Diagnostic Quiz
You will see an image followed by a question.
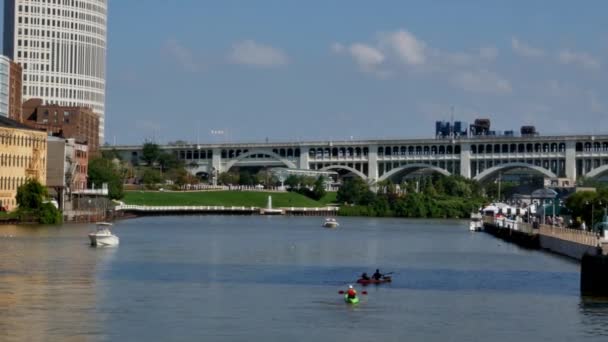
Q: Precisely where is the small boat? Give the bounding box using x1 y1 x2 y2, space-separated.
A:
469 212 483 231
356 276 392 285
323 218 339 228
344 294 359 304
89 222 119 247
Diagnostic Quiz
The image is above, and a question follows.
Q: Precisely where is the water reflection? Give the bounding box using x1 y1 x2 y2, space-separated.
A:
580 297 608 337
0 224 116 341
2 217 608 341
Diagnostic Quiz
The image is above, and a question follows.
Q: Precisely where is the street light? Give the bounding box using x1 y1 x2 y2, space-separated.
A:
586 200 595 231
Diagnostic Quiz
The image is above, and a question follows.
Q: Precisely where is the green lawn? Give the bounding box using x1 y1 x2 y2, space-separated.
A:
122 191 331 207
318 192 338 206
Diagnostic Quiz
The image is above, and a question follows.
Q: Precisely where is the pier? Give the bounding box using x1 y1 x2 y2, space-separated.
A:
483 217 608 295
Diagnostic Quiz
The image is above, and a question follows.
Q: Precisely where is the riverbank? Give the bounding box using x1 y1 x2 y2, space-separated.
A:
122 190 337 208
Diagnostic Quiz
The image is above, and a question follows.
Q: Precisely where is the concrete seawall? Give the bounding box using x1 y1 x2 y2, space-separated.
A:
483 218 608 296
483 218 600 261
539 235 600 260
114 205 339 217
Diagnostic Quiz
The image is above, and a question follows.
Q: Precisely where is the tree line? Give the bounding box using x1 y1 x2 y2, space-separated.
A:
336 175 485 218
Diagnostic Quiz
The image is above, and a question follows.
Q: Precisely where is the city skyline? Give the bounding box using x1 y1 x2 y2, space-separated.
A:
3 0 606 145
2 0 108 142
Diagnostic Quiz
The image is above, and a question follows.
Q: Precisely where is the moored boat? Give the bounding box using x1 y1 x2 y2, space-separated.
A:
469 212 483 231
89 222 119 247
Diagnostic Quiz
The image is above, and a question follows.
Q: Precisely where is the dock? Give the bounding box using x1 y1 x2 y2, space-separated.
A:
482 217 608 296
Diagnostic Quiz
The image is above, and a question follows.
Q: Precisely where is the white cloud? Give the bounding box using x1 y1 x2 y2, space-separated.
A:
348 43 385 70
331 42 388 76
229 40 289 68
479 46 498 61
451 70 512 95
558 49 600 69
162 39 204 72
511 37 545 58
379 30 426 66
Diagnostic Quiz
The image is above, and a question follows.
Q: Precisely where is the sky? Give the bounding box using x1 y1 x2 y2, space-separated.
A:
2 0 608 145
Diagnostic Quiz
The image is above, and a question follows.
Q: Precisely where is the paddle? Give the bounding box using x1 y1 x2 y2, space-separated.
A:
338 290 367 295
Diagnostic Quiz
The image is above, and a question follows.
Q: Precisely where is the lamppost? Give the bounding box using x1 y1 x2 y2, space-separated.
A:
586 200 595 231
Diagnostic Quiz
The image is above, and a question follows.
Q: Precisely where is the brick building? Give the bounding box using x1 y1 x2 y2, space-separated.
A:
8 61 22 122
22 99 100 152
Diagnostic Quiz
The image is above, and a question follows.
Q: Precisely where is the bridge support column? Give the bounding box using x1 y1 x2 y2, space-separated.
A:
367 145 379 183
211 148 222 185
299 147 310 169
459 143 471 179
565 141 577 183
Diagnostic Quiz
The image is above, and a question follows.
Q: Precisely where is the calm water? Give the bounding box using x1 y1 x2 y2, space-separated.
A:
1 216 608 341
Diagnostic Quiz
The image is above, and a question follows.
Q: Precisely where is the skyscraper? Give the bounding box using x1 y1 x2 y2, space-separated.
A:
3 0 108 142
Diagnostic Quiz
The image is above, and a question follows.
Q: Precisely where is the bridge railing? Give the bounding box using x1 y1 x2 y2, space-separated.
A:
115 204 340 212
539 225 600 247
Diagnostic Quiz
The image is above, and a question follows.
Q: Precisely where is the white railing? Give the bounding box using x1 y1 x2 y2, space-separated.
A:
72 188 109 195
539 225 600 247
115 204 339 212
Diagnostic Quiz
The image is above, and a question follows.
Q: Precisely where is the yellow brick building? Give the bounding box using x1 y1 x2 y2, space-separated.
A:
0 116 47 211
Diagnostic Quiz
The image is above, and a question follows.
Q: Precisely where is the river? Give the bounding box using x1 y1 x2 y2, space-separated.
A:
1 216 607 341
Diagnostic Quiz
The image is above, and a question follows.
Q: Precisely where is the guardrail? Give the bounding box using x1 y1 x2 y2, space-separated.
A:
539 225 600 247
115 204 340 213
484 216 601 247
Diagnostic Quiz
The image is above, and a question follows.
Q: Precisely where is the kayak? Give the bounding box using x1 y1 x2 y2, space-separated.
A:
344 294 359 304
356 276 392 285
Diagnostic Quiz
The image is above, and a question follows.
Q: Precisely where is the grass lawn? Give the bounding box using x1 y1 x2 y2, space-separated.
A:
122 191 330 207
318 192 338 206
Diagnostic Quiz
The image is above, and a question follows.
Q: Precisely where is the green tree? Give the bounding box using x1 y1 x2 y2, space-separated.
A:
218 172 239 185
15 179 62 224
142 169 162 188
311 176 327 201
285 175 301 189
157 152 182 172
337 178 375 205
16 178 48 209
239 170 255 185
88 158 125 199
141 142 161 165
255 169 277 187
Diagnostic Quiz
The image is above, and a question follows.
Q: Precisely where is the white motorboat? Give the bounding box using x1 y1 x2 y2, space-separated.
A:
323 218 339 228
469 212 483 231
89 222 119 247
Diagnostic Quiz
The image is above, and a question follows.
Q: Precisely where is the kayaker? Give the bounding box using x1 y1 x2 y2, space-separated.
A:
360 272 370 280
372 269 383 280
347 285 357 299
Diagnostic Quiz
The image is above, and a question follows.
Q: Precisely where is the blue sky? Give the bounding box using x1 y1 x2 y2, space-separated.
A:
3 0 608 144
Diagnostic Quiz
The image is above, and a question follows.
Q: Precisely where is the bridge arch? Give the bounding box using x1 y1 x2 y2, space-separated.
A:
224 150 297 171
378 163 451 182
586 165 608 179
320 165 368 181
473 162 557 182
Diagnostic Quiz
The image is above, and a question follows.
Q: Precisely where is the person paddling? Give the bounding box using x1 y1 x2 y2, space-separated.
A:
372 269 383 280
346 285 357 299
360 272 370 280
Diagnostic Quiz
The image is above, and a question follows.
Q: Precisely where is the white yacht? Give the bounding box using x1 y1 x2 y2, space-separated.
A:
89 222 119 247
323 218 339 228
469 212 483 231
